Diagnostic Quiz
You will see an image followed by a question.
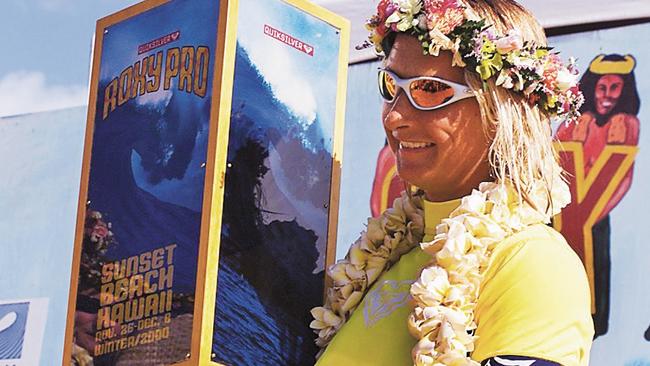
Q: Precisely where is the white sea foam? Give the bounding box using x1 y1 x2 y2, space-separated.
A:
236 0 318 126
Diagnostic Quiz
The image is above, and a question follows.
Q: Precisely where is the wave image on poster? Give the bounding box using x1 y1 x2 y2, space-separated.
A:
71 0 219 364
211 0 342 364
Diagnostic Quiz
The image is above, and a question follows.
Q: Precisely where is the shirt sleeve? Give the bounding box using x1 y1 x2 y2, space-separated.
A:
471 225 594 366
481 355 561 366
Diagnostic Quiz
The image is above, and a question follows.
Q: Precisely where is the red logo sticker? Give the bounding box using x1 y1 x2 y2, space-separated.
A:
263 24 314 56
138 31 181 54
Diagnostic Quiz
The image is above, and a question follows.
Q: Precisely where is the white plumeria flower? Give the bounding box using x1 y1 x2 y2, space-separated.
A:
411 266 450 306
310 307 342 330
556 68 578 91
496 70 515 89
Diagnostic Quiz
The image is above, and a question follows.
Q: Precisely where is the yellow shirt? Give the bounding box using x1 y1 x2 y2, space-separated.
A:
472 224 594 365
317 199 593 366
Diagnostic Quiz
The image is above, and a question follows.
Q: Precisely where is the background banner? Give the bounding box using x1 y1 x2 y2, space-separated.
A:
0 298 49 366
0 107 86 366
552 26 648 366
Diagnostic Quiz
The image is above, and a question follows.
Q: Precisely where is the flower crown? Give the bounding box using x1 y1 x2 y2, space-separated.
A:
366 0 584 123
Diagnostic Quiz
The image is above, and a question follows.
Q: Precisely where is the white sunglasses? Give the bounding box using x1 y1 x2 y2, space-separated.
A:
378 68 475 110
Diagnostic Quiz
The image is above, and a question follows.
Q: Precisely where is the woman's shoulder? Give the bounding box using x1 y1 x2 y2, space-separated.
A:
482 224 589 295
479 224 592 325
474 225 594 365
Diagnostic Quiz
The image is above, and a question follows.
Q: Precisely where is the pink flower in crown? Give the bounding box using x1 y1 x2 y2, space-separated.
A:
376 0 398 22
424 0 462 15
567 85 584 110
368 0 398 37
562 100 571 114
542 54 562 90
425 0 466 34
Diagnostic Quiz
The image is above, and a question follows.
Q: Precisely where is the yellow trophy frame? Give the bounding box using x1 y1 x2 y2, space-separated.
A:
63 0 349 364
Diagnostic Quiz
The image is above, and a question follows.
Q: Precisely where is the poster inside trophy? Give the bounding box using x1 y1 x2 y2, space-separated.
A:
69 0 220 363
210 0 346 364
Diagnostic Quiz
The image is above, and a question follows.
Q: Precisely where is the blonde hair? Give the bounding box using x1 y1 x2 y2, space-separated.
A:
461 0 563 213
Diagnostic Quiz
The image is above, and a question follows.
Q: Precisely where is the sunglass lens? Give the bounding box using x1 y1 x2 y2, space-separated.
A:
410 79 455 109
378 71 397 101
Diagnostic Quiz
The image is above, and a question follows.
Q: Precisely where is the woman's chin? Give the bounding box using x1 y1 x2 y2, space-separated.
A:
396 144 438 175
395 167 434 192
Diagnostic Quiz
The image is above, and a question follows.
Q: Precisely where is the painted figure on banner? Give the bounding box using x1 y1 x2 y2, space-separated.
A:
555 53 640 338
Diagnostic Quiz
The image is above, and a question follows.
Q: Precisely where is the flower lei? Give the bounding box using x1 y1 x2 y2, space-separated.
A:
365 0 584 123
310 178 570 365
311 190 426 348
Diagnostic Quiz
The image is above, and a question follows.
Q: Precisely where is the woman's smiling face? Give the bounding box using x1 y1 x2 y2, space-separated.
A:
381 34 492 201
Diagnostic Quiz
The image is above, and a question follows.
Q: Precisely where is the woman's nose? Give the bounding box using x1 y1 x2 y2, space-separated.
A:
383 91 416 132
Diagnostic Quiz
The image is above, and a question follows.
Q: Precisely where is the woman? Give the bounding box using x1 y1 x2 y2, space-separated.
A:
311 0 594 365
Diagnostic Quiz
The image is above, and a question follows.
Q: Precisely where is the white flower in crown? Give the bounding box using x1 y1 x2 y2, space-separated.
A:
496 69 515 89
427 28 455 57
556 67 579 92
385 0 423 32
495 30 523 54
